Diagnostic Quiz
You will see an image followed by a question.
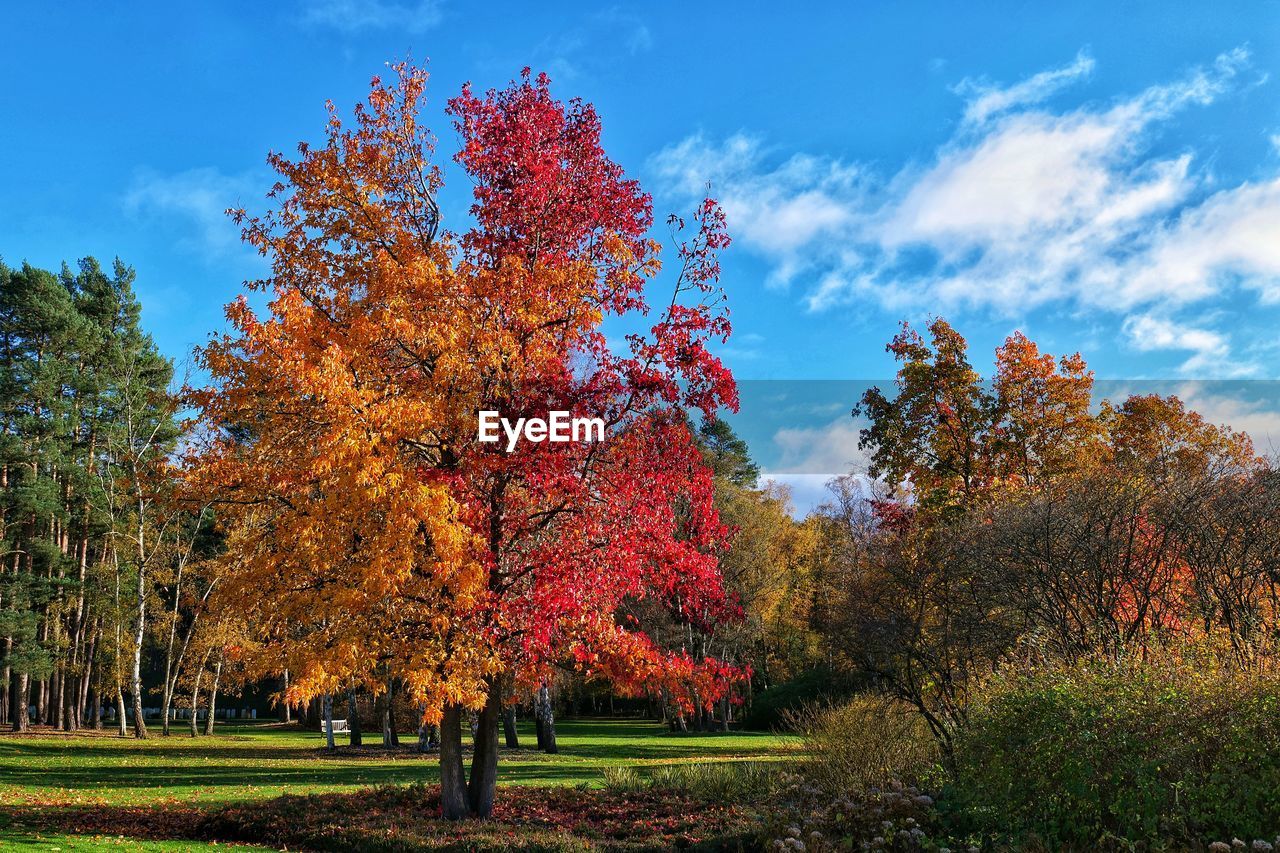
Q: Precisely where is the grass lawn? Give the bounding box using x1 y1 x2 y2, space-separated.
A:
0 718 798 850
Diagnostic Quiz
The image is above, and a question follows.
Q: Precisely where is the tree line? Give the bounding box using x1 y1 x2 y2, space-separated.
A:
0 257 234 736
806 318 1280 753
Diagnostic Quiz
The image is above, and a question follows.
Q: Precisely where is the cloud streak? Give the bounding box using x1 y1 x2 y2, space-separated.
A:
124 167 257 256
955 49 1095 125
300 0 442 34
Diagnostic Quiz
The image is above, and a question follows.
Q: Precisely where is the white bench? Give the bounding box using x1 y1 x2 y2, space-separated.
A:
327 718 349 734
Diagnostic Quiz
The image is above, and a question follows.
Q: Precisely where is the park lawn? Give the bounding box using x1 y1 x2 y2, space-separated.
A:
0 718 798 850
0 833 271 851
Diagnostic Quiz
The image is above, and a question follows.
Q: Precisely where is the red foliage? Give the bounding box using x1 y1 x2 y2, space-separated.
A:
443 69 743 707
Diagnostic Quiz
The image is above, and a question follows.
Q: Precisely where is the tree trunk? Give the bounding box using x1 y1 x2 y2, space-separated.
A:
416 703 437 752
502 703 519 749
76 630 96 732
204 655 222 736
159 537 189 738
468 682 501 818
130 566 147 739
13 673 29 732
1 661 9 727
189 659 205 737
439 704 468 819
388 682 400 747
282 670 291 724
160 680 173 737
322 693 335 750
89 678 101 729
115 688 127 737
347 689 362 746
378 691 391 746
53 668 64 729
536 683 557 754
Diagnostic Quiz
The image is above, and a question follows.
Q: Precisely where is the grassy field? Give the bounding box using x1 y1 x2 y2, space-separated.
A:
0 718 798 850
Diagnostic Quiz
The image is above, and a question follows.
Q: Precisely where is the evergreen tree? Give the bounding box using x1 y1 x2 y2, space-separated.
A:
0 257 182 735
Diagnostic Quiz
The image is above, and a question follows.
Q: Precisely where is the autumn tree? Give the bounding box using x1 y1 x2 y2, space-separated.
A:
189 64 741 818
695 418 810 700
990 331 1100 487
855 318 996 515
833 318 1280 749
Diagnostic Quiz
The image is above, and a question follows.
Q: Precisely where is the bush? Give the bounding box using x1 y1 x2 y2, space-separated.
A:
761 774 949 852
947 654 1280 849
746 697 959 852
783 695 940 795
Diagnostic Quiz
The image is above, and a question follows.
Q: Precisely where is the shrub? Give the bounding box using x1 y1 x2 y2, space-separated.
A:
783 695 940 795
600 766 647 794
947 654 1280 849
761 774 950 852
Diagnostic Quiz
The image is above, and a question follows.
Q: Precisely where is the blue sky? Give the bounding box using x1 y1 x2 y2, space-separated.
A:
4 1 1280 509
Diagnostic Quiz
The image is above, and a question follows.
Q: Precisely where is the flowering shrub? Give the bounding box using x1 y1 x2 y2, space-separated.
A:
947 654 1280 848
762 773 967 852
757 698 977 852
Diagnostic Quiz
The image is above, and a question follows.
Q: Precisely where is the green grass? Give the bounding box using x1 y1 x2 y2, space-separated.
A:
0 834 269 851
0 717 797 850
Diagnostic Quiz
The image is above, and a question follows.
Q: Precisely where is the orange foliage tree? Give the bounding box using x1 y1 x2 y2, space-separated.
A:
186 64 742 818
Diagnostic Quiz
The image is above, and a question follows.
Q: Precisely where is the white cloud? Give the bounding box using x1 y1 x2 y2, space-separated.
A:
1171 383 1280 453
757 474 838 518
955 49 1095 126
769 416 868 475
715 331 766 362
651 134 867 287
124 168 257 256
1117 178 1280 306
531 8 654 81
1122 314 1253 376
597 7 652 54
300 0 442 33
651 48 1274 376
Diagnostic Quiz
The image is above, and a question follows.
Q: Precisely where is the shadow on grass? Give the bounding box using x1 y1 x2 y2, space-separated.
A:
0 759 647 793
0 717 795 799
